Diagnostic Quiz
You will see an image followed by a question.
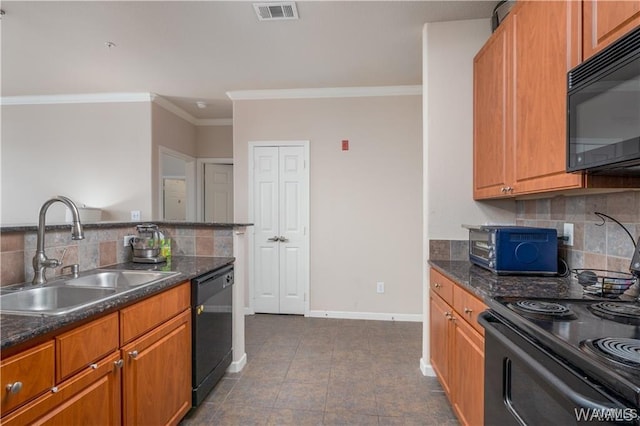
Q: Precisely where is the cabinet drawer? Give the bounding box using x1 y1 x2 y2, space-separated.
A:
120 282 190 345
1 340 55 415
453 286 488 337
56 313 119 382
430 268 454 305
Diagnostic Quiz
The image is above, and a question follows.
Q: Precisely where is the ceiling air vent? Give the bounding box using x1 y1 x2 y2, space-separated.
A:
253 2 299 21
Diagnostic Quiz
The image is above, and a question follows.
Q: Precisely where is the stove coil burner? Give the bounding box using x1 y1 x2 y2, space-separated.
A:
588 302 640 326
509 300 577 320
581 338 640 369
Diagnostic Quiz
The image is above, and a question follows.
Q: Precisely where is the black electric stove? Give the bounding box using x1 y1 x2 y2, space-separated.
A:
481 296 640 425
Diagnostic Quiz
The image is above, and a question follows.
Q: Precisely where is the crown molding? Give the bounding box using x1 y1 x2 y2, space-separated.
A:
196 118 233 126
150 94 197 125
226 85 422 100
1 92 233 126
0 92 153 105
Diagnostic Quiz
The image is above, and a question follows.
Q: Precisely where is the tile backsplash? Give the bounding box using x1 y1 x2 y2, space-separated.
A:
0 225 234 286
430 191 640 273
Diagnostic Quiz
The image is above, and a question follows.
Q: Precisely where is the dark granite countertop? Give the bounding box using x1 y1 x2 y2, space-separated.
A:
429 260 588 303
0 256 234 352
0 221 253 233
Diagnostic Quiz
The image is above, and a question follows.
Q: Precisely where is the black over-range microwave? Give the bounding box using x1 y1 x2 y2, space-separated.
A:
567 26 640 175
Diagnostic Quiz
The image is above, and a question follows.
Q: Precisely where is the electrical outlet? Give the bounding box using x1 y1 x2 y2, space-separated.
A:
131 210 141 221
123 235 135 247
563 223 574 246
377 282 385 294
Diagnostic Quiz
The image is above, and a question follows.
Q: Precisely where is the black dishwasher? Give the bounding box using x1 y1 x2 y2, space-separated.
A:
191 264 234 407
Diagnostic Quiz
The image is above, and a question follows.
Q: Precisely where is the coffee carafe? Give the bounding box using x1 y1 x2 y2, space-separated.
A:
130 224 166 263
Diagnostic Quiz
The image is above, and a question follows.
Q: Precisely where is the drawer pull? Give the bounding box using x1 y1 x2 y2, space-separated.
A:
51 387 59 394
5 382 22 394
90 363 98 370
464 308 473 314
114 359 124 369
434 283 441 288
449 316 457 322
128 350 139 360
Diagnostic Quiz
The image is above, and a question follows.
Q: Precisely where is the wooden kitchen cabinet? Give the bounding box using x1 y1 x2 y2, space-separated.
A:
1 281 192 425
0 340 55 414
121 308 191 426
474 1 582 200
120 281 191 426
1 351 122 426
429 268 486 426
583 0 640 60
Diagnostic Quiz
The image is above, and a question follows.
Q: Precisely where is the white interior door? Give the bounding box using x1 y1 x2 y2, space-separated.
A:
163 178 186 220
204 163 233 222
253 145 307 315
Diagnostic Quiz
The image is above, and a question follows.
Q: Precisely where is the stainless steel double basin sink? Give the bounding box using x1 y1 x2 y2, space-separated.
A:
0 270 180 317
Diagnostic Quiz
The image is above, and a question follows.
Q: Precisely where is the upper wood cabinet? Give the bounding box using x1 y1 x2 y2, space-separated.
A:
583 0 640 60
474 1 582 200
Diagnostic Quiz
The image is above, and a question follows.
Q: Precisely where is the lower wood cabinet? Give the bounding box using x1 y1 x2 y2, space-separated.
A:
122 309 191 426
0 281 192 426
429 268 486 426
1 351 121 425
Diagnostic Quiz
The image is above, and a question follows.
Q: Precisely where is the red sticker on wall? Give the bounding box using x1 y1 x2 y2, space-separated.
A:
342 140 349 151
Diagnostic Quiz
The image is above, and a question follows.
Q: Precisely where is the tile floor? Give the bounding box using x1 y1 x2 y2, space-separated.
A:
180 314 459 425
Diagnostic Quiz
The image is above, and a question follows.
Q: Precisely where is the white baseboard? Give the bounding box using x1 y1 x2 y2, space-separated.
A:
308 310 422 322
420 357 436 376
244 307 255 315
226 353 247 373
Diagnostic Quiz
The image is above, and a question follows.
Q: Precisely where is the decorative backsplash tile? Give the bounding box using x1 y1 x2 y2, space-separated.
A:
430 191 640 274
1 224 235 286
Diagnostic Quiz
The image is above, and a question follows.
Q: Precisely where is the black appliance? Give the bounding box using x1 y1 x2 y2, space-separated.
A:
480 297 640 425
191 264 234 407
468 226 558 275
567 25 640 175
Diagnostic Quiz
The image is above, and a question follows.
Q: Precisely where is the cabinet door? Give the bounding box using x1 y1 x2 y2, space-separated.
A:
473 21 512 199
511 0 583 195
122 309 191 426
583 0 640 60
429 291 452 396
452 315 484 426
1 352 121 426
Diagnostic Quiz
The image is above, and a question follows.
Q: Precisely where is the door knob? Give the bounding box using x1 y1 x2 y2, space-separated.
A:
267 236 280 242
128 350 139 359
278 236 289 242
5 382 22 394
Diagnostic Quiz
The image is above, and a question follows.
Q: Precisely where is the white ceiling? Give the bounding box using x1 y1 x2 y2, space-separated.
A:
1 1 495 120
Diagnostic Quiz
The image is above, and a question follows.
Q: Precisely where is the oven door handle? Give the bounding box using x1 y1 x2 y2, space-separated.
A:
479 312 625 412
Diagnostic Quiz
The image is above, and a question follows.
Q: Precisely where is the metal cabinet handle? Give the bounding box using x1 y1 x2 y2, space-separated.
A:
449 315 457 322
90 363 98 370
444 312 451 318
128 350 139 359
279 236 289 243
267 236 280 242
5 382 22 394
434 282 441 288
114 359 124 369
464 308 473 314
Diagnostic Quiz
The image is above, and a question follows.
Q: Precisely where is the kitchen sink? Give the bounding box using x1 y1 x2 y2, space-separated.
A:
65 270 177 288
0 286 116 316
0 270 180 316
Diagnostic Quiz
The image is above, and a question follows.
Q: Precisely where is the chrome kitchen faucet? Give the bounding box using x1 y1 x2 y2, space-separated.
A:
32 196 84 285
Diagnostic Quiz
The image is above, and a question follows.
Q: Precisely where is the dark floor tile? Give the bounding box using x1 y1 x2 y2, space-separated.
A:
267 408 325 426
330 359 375 382
210 403 270 426
325 378 378 415
286 358 332 384
201 377 237 409
179 403 217 426
323 410 379 425
241 359 292 381
274 381 328 411
253 344 298 362
225 378 282 408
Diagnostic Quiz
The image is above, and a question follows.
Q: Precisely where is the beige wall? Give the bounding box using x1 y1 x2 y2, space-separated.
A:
1 102 153 224
425 19 515 242
233 95 423 315
196 125 233 158
151 103 198 218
